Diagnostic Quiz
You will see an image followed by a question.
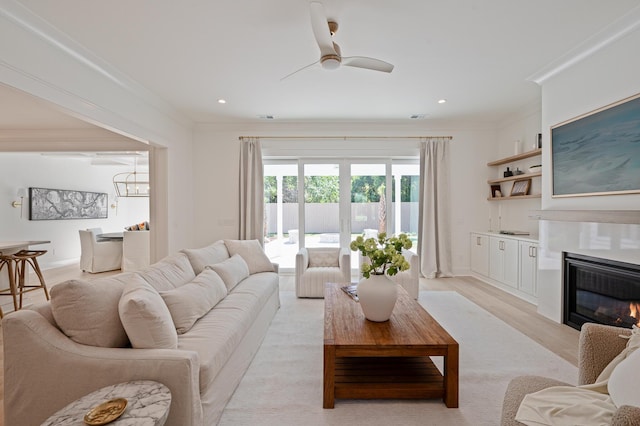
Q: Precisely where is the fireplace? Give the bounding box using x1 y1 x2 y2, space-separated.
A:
563 252 640 330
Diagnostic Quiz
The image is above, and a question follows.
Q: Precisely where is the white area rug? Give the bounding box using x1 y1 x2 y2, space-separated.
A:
218 291 577 426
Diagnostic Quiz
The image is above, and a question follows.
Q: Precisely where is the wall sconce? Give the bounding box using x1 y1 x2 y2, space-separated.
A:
11 188 28 218
110 194 119 216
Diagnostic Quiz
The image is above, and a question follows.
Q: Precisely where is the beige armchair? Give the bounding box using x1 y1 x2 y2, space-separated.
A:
79 229 122 273
295 247 350 298
122 230 150 272
358 250 419 299
501 323 640 426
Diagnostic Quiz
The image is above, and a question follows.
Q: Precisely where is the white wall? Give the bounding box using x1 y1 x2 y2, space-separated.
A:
193 121 496 275
533 25 640 322
540 27 640 210
0 153 149 268
0 3 195 257
493 102 543 236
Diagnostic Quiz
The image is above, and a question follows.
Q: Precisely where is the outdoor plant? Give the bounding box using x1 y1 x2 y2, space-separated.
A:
350 232 412 278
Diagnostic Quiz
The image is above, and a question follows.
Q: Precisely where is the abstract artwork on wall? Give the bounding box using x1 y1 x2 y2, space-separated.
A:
29 187 108 220
551 93 640 197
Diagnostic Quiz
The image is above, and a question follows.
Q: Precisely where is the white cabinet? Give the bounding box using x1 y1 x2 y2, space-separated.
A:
489 236 519 288
470 232 539 303
470 233 489 277
519 241 538 297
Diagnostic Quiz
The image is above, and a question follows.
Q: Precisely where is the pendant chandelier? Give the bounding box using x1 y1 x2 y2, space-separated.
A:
113 159 149 197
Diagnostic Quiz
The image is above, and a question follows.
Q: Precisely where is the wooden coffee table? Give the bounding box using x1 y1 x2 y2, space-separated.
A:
323 282 459 408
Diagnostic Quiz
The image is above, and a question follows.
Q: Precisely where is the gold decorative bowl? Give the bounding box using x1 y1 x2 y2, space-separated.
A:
83 398 127 425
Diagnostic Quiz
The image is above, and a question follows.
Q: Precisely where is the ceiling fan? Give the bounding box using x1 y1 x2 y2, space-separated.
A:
281 1 394 80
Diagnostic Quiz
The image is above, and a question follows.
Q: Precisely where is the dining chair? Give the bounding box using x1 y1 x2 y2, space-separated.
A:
79 230 122 273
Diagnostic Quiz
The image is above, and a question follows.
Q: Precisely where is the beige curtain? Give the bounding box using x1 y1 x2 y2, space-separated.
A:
418 137 453 278
239 137 264 241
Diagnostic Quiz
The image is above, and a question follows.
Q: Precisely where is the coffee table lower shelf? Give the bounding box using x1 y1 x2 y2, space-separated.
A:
333 356 445 401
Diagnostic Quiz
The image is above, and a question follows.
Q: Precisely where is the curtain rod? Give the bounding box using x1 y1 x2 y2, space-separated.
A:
238 136 452 140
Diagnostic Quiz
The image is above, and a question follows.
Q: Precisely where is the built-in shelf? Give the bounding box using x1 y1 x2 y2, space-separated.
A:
487 171 541 184
487 194 542 201
487 149 542 167
487 149 542 201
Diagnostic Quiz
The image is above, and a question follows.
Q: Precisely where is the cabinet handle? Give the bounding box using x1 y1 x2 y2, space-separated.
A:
499 241 504 250
531 246 537 258
477 236 481 245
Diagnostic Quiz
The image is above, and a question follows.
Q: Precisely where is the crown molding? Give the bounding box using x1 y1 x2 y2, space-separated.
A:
0 0 192 130
527 5 640 85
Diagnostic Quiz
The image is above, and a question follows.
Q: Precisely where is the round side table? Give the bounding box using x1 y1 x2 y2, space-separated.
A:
41 380 171 426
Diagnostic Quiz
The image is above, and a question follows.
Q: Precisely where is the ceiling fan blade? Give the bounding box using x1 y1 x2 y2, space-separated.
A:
310 2 337 57
280 60 320 81
342 56 394 73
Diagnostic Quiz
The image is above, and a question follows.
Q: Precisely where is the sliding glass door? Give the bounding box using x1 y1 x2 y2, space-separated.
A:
264 159 418 271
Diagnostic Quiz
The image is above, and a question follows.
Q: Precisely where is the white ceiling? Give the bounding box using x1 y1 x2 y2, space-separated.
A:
3 0 640 126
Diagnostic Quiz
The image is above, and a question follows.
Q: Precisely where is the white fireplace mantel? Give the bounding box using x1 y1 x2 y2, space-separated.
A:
535 212 640 323
530 210 640 225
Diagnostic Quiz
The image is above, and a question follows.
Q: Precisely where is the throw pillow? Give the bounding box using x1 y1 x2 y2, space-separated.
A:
137 252 196 291
181 240 230 275
608 345 640 408
208 254 250 291
50 274 146 348
118 281 178 349
160 269 228 334
224 239 274 274
308 248 339 267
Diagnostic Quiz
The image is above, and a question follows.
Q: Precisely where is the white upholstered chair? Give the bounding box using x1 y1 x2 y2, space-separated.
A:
79 229 122 273
295 247 351 298
358 250 420 299
122 230 150 272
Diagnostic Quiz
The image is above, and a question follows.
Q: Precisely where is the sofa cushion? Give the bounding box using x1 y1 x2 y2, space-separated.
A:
208 254 250 291
138 252 196 291
224 239 274 274
119 281 178 349
308 248 339 267
609 347 640 408
50 273 145 347
181 241 230 275
160 269 228 334
177 274 279 394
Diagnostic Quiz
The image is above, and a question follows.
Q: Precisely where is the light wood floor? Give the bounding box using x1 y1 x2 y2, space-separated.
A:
0 266 579 425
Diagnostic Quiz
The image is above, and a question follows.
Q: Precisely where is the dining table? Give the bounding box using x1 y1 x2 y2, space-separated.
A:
97 232 124 241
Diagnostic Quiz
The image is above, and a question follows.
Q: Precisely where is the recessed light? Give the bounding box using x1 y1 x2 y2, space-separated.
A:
438 99 447 104
217 99 226 104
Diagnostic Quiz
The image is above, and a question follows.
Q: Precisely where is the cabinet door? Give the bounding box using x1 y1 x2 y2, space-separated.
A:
470 233 489 276
503 239 519 288
489 237 505 282
519 242 538 296
489 236 518 288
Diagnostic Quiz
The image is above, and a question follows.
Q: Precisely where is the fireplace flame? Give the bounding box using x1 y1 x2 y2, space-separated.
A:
630 303 640 326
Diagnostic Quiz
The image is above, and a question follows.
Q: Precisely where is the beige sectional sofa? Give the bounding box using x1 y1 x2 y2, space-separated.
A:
3 239 279 426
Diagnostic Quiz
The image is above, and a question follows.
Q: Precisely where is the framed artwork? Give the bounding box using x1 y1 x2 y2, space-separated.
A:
511 179 531 196
29 187 108 220
490 184 502 198
551 93 640 197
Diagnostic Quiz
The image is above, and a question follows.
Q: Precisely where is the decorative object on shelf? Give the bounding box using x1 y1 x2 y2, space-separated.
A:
528 165 542 173
514 139 522 155
551 92 640 197
29 187 108 220
511 179 532 196
491 184 502 198
350 232 412 322
536 133 542 149
514 168 524 175
503 167 513 178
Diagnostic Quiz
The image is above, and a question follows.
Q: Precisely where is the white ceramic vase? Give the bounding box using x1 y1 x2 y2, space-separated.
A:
357 273 398 322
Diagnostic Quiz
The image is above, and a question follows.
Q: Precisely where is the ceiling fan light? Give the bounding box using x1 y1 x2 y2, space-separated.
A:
321 56 341 70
